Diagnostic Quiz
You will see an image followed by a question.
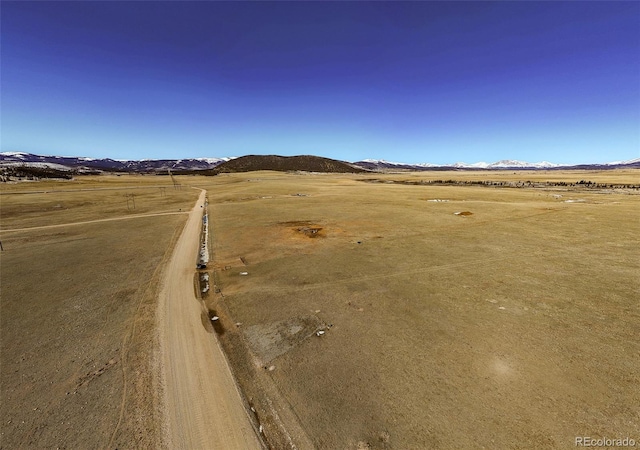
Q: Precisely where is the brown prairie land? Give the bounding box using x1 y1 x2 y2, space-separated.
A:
195 169 639 449
1 170 638 449
0 176 198 448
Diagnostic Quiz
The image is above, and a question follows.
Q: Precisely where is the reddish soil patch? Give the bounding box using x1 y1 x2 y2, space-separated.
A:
278 221 326 239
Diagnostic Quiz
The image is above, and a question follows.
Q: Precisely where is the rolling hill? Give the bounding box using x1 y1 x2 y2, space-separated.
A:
207 154 368 174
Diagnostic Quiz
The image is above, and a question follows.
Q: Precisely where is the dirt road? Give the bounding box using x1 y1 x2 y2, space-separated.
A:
0 210 188 233
158 190 262 449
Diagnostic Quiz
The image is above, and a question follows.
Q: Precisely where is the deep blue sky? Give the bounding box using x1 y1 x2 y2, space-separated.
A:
2 1 639 164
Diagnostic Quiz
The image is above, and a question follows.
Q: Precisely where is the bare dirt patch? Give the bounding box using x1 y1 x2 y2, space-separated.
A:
244 315 323 366
278 220 326 238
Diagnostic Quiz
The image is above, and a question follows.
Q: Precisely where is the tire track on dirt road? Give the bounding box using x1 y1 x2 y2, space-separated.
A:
157 189 262 449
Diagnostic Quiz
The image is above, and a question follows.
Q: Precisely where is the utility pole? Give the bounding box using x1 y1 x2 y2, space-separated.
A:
125 193 136 210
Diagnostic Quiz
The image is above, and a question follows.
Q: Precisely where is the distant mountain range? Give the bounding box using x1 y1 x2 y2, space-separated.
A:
354 158 640 171
0 151 229 172
1 151 638 174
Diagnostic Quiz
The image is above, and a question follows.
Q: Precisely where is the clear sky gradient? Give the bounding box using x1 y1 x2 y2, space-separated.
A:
2 2 639 164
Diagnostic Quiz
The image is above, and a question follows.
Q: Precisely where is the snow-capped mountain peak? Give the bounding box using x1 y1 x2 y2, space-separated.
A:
360 158 410 166
452 161 490 168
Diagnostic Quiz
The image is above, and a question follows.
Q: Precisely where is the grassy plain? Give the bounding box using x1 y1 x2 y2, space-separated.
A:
1 170 638 449
0 175 198 448
1 174 194 230
193 169 639 449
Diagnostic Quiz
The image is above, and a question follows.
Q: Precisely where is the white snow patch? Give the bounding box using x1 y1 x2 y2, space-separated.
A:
414 162 443 167
452 161 489 168
360 158 410 166
0 151 30 159
194 157 227 164
605 157 640 165
0 161 72 171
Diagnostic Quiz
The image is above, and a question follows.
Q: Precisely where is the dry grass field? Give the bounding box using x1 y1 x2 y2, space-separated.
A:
192 169 639 449
1 170 638 449
0 176 198 448
1 175 195 230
